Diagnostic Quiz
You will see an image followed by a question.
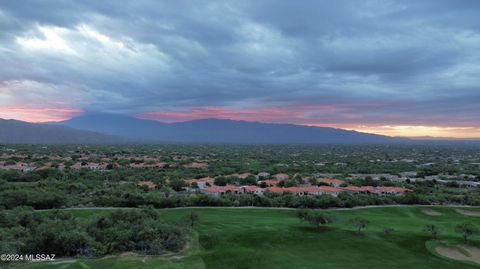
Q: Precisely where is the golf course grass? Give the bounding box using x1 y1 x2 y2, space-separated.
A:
15 206 480 269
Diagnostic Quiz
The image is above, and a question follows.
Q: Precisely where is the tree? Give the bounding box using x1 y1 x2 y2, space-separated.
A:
295 209 310 223
214 177 229 186
455 222 479 243
240 176 257 186
423 224 440 240
307 212 333 230
185 211 199 228
348 217 369 234
295 209 334 230
169 179 186 191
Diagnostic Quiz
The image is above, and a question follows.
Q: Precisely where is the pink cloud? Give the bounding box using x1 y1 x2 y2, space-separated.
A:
138 105 348 124
0 106 84 122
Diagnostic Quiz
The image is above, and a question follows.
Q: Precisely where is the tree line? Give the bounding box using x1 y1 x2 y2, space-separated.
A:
0 207 191 260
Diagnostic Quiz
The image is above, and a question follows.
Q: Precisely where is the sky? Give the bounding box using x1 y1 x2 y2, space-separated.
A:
1 0 480 138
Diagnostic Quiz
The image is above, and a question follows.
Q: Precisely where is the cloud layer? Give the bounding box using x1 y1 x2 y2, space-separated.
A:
1 0 480 137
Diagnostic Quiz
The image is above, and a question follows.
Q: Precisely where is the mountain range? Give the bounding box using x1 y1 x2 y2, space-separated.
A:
0 113 402 144
0 118 125 144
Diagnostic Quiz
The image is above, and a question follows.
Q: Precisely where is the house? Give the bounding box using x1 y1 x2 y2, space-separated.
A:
256 172 270 180
318 186 344 197
201 185 243 196
185 177 215 189
303 186 323 195
242 186 265 195
0 162 36 172
262 179 280 186
70 162 107 171
284 187 304 196
265 186 285 193
86 163 108 171
273 173 289 181
137 181 157 189
342 186 375 194
317 178 345 187
342 186 363 193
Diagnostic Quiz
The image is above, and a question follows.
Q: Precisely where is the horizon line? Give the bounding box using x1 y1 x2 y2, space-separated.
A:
2 114 480 141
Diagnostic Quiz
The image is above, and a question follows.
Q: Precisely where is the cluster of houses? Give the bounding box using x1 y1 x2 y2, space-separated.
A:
0 152 206 172
178 172 412 197
198 184 411 197
0 161 36 172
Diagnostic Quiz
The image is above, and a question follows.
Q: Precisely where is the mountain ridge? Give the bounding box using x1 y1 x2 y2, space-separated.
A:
56 113 402 144
0 118 127 144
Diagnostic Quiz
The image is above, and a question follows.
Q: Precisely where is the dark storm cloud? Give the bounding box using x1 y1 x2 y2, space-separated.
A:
0 0 479 129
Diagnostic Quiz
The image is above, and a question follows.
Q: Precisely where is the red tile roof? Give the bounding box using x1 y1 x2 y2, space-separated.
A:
342 186 363 192
285 187 304 193
266 186 285 193
319 186 343 193
317 178 345 185
342 186 375 192
202 185 240 193
242 186 262 192
303 186 323 193
185 177 215 184
263 179 280 186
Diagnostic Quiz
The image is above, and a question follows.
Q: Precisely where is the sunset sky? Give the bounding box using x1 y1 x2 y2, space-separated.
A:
1 1 480 138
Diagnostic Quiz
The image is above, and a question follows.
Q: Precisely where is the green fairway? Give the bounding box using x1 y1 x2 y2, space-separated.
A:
15 206 480 269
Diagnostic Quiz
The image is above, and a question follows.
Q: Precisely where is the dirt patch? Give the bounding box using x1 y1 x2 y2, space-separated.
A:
436 245 480 264
422 208 442 216
456 208 480 217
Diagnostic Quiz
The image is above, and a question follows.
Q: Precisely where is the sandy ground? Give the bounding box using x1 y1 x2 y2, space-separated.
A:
456 208 480 217
422 208 443 216
436 245 480 264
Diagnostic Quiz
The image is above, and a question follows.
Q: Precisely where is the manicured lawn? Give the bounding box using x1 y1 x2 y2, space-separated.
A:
16 206 480 269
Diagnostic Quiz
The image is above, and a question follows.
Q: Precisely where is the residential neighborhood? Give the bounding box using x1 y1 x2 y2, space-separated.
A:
181 173 411 197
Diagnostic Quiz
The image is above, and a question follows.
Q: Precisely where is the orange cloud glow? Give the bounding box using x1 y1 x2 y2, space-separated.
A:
307 123 480 139
140 106 480 139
